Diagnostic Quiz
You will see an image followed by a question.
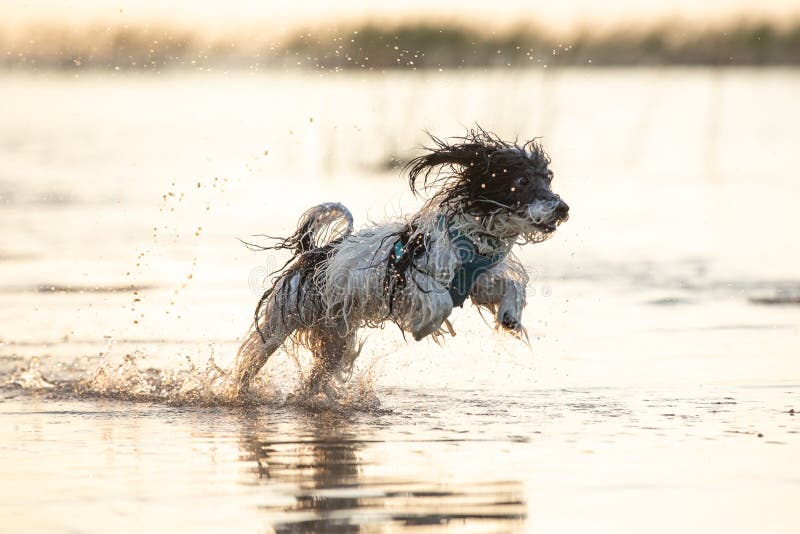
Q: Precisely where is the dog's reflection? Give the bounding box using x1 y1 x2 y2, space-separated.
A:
238 411 526 533
249 415 361 495
239 411 366 532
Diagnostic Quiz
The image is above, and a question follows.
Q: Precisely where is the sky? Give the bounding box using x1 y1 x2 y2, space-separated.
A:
3 0 800 36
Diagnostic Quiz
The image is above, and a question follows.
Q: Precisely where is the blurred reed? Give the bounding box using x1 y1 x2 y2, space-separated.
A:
2 19 800 71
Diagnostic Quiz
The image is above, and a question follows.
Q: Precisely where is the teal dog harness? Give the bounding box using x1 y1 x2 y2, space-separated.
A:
393 221 508 307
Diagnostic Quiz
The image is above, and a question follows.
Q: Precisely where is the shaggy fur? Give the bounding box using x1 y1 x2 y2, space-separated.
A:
231 128 569 398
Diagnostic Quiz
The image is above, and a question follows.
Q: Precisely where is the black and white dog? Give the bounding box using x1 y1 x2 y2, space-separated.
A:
231 129 569 397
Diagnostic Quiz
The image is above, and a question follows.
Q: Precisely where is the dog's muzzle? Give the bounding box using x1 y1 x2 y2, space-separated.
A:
525 199 569 233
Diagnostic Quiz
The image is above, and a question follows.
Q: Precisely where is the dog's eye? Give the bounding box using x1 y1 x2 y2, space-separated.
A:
514 176 530 187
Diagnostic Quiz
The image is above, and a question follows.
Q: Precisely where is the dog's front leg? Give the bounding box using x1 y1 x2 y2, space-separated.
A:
495 279 526 330
409 288 454 341
470 265 528 332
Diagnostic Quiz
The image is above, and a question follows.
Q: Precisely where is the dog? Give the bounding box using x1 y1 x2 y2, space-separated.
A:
231 129 569 398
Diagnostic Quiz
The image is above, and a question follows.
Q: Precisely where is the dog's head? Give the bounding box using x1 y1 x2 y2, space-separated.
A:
406 129 569 242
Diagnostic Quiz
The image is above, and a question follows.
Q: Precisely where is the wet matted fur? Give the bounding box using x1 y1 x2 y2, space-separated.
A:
231 128 570 397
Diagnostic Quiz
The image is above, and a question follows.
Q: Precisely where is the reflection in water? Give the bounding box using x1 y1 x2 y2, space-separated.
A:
238 411 526 533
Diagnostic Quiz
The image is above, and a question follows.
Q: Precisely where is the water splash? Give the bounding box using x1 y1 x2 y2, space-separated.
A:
7 357 55 389
4 350 382 412
285 363 382 413
74 351 279 406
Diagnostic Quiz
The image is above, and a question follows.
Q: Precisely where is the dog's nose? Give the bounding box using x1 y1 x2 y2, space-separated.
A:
555 201 570 220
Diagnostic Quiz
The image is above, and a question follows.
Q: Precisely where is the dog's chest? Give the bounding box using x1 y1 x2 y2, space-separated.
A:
392 226 508 307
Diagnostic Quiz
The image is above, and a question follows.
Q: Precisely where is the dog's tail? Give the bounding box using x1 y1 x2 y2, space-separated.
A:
240 202 353 261
289 202 354 254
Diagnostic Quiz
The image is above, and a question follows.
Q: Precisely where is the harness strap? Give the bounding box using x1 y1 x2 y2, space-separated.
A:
393 221 508 308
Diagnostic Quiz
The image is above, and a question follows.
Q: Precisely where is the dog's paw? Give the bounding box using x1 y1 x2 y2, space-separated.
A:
500 312 519 331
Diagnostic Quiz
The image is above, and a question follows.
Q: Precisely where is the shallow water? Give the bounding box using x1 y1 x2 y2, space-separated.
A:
1 68 799 532
3 384 797 533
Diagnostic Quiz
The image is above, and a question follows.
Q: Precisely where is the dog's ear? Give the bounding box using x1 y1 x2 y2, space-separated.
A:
405 135 492 197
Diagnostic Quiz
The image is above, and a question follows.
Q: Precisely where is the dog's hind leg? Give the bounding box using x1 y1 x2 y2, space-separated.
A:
230 314 295 398
230 276 304 398
305 325 359 399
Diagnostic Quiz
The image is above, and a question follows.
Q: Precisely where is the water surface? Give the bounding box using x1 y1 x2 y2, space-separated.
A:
1 68 799 532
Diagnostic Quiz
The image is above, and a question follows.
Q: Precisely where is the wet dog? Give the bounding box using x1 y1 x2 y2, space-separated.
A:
231 129 569 398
